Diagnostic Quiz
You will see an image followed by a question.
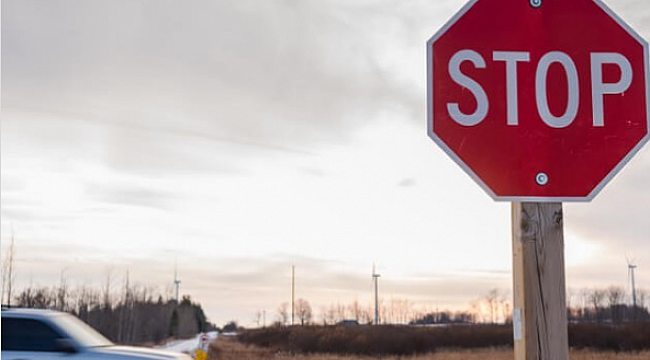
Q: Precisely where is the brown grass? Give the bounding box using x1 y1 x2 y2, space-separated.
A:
207 337 650 360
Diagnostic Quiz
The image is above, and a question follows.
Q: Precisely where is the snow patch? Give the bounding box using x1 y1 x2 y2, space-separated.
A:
156 332 218 355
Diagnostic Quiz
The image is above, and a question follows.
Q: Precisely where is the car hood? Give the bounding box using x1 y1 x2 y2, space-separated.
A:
91 346 191 360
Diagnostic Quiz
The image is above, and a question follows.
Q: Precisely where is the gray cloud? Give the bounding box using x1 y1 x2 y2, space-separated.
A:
2 0 435 189
84 183 174 210
398 178 417 187
0 207 75 223
2 0 423 153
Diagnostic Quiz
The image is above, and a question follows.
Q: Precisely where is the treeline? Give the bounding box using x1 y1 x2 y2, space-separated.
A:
272 298 453 327
9 282 213 345
409 310 475 325
412 286 650 325
411 304 650 326
270 298 477 327
568 286 650 323
269 286 649 327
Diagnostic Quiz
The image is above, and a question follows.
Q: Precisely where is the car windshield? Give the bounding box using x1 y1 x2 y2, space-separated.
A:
51 313 114 348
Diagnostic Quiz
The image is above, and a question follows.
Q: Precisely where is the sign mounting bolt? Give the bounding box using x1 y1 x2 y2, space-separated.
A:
536 172 549 186
530 0 542 8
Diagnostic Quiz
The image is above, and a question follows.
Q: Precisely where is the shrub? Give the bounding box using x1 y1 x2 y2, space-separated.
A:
238 324 512 356
569 323 650 351
238 323 650 356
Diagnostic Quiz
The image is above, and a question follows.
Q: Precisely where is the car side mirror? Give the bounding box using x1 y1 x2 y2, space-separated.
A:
55 338 78 354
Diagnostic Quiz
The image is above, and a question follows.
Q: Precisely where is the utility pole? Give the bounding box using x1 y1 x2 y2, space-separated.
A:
291 264 295 326
372 264 380 325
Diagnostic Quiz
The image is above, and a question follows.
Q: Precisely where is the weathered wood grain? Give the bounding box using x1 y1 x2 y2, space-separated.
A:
512 202 568 360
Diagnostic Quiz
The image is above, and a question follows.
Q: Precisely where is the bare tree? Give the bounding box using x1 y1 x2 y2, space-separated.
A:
321 305 336 325
637 289 648 309
469 289 508 324
348 300 362 322
56 268 69 311
501 298 512 324
276 302 289 326
335 303 347 322
358 304 373 324
2 230 17 306
588 288 607 322
607 286 625 307
576 288 591 320
295 298 312 325
388 298 413 325
485 288 500 324
74 285 101 322
470 299 485 323
253 310 262 328
16 286 55 308
102 269 114 309
118 270 132 343
567 287 580 321
607 286 625 323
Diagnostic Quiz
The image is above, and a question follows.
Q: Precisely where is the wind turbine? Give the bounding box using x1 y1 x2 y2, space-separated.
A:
372 264 381 325
627 258 638 310
174 266 181 304
291 264 295 326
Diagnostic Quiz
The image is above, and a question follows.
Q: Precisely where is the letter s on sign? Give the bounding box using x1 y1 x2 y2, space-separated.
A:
447 50 489 126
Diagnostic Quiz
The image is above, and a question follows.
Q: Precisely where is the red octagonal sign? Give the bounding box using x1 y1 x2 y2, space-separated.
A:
427 0 650 201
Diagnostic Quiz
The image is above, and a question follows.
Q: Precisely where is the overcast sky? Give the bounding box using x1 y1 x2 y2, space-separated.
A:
2 0 649 326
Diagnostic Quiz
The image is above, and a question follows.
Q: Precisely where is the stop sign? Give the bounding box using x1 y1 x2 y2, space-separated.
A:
427 0 650 201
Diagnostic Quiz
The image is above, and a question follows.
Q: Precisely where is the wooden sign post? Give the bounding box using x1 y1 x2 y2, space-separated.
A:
512 202 568 360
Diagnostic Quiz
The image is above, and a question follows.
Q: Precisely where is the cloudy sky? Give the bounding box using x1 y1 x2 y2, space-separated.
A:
2 0 649 326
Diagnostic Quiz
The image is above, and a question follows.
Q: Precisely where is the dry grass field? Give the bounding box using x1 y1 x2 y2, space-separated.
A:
207 338 650 360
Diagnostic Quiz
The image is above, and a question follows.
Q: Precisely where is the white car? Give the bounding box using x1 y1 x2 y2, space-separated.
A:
1 308 192 360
